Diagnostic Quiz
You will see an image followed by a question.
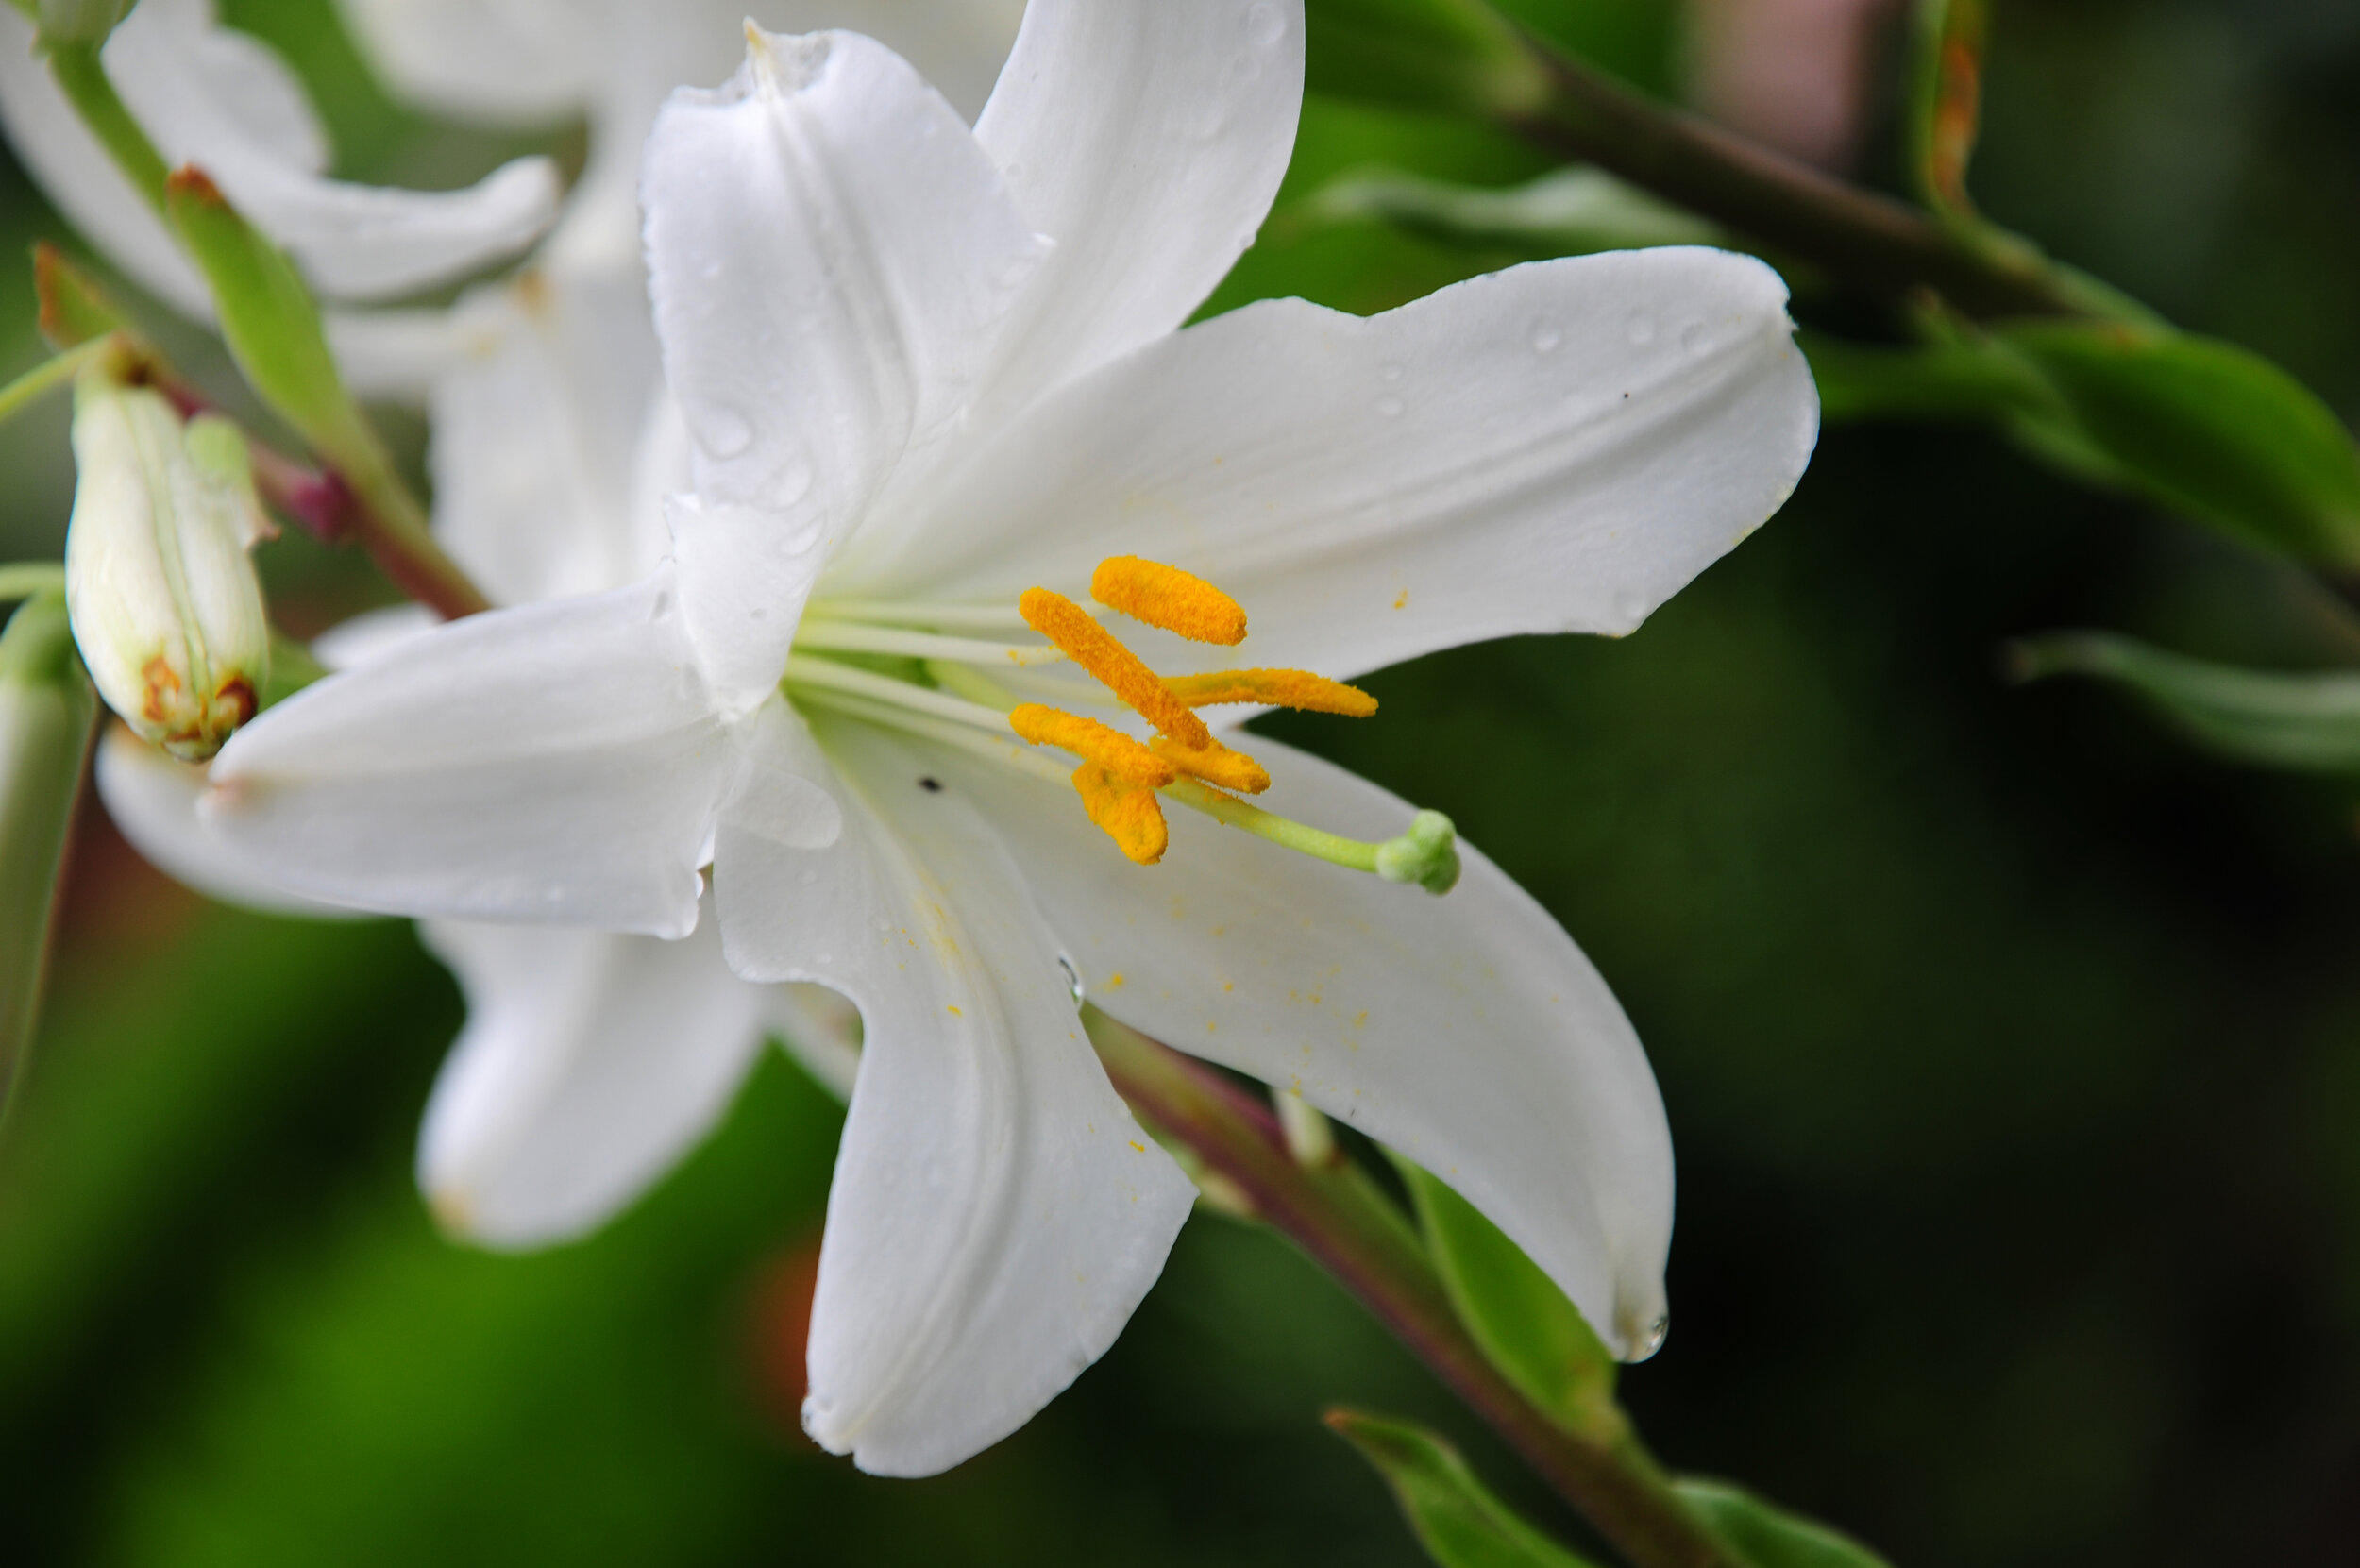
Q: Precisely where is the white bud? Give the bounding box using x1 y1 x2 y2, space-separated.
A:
64 378 270 762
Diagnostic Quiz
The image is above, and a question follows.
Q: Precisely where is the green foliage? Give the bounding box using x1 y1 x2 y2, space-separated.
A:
1303 0 1548 118
1809 320 2360 565
1908 0 1990 218
1301 165 1723 259
1328 1409 1603 1568
1394 1157 1618 1437
0 591 93 1117
2008 631 2360 774
1674 1480 1895 1568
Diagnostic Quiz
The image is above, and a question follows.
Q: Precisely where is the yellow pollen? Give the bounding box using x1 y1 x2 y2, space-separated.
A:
1151 734 1271 795
1020 587 1213 750
1009 703 1176 787
1072 764 1168 865
1161 669 1377 718
1090 555 1248 646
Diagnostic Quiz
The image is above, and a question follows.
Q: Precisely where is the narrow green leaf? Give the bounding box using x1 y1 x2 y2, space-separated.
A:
1304 165 1724 257
1327 1409 1604 1568
0 592 97 1121
1674 1480 1894 1568
1997 320 2360 565
40 41 171 205
1303 0 1549 119
1393 1157 1620 1439
31 244 126 351
1907 0 1988 218
160 166 379 481
2007 632 2360 774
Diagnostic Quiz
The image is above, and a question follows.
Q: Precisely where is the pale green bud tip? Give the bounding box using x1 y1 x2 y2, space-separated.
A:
1375 809 1460 896
63 376 269 762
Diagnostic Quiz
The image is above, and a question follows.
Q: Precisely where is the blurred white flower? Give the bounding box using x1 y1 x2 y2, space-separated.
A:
0 0 561 315
201 1 1818 1475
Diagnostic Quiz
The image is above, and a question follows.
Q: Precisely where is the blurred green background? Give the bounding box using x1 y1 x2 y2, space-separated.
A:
6 1 2360 1563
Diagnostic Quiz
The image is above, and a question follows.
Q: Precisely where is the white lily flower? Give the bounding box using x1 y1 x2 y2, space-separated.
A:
0 0 561 317
200 1 1816 1475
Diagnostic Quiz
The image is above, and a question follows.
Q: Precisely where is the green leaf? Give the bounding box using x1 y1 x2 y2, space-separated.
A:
1304 0 1548 119
1303 165 1723 258
2007 632 2360 774
1907 0 1989 218
1997 320 2360 565
1674 1479 1894 1568
31 244 126 351
160 166 380 481
1393 1157 1620 1439
1327 1409 1604 1568
0 592 97 1122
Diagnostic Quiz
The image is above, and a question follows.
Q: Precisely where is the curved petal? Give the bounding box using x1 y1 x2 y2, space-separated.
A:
428 270 667 607
202 574 729 936
416 896 769 1249
933 733 1674 1359
324 307 477 402
711 703 1195 1475
645 25 1048 696
844 249 1818 685
93 724 367 918
0 8 210 315
332 0 604 126
766 978 862 1101
969 0 1303 413
99 0 561 303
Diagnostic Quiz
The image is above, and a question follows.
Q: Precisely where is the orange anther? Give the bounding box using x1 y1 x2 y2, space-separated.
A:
1072 762 1168 865
1090 556 1247 646
1151 734 1271 795
1019 587 1213 750
1009 703 1176 787
1161 668 1377 718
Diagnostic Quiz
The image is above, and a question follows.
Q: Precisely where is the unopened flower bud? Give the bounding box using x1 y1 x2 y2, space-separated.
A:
64 377 271 762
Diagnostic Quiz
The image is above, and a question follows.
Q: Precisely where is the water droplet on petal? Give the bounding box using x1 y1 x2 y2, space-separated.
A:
1378 361 1405 383
1374 395 1404 418
1625 313 1656 346
1059 955 1086 1003
1226 51 1261 84
1636 1313 1669 1358
869 915 893 933
797 869 818 887
697 404 752 459
1679 320 1709 353
1530 318 1562 353
1245 2 1286 46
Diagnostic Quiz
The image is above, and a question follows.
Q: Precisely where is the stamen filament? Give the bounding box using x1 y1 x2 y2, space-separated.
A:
780 653 1011 734
1019 587 1214 750
796 618 1065 666
922 658 1021 712
1161 778 1382 872
791 683 1070 784
802 599 1050 632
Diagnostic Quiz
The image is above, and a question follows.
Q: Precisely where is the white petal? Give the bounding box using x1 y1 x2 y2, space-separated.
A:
93 725 366 918
202 574 729 936
765 979 863 1101
933 733 1675 1359
969 0 1302 411
710 703 1195 1475
844 249 1818 683
428 271 668 607
96 0 561 303
0 7 210 316
644 25 1049 689
416 896 769 1249
323 307 477 402
331 0 602 126
307 602 443 670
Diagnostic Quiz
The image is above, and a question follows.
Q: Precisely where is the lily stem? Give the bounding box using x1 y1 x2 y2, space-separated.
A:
1084 1010 1731 1568
1498 25 2115 322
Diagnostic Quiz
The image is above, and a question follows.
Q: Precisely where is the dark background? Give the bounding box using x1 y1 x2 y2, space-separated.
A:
4 1 2358 1563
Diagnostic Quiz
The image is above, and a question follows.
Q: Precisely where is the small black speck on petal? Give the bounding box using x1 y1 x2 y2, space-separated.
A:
919 776 942 793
